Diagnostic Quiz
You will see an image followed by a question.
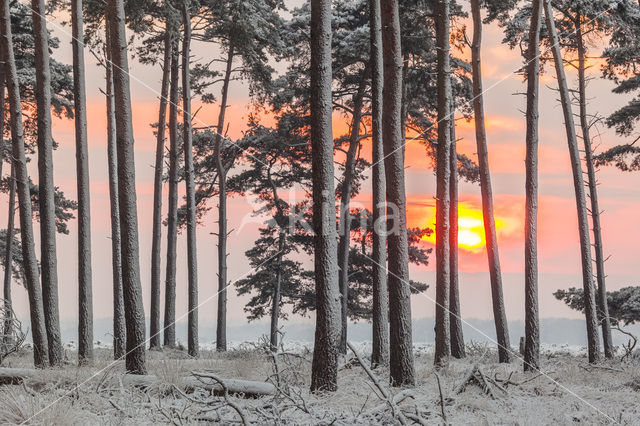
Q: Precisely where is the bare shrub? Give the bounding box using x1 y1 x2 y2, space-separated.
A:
0 300 26 365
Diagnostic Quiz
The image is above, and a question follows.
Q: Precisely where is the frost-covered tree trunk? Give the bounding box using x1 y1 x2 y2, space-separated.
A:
369 0 389 370
524 0 542 372
0 0 49 367
270 232 285 351
433 0 451 368
3 165 15 339
309 0 341 393
543 0 600 363
72 0 94 365
470 0 510 363
107 0 147 374
149 30 171 351
575 15 613 360
182 4 199 358
32 0 63 367
163 42 179 349
381 0 415 385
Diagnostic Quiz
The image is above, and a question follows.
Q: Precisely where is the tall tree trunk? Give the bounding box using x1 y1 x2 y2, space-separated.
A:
381 0 415 386
105 29 125 359
575 15 614 360
214 44 234 353
3 165 15 340
107 0 147 374
72 0 94 365
449 100 465 359
149 30 171 351
0 0 49 367
270 232 284 351
309 0 341 393
163 42 179 349
524 0 542 372
543 0 600 363
182 4 199 358
470 0 511 363
433 0 452 368
368 0 389 370
0 47 5 179
32 0 63 367
337 73 367 355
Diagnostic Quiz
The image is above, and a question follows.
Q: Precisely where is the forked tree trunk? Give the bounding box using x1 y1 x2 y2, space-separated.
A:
0 0 49 367
182 4 199 358
3 165 15 340
368 0 389 370
470 0 511 363
149 30 171 351
575 16 614 360
433 0 452 368
523 0 542 372
163 42 180 349
381 0 415 386
309 0 341 393
32 0 63 367
543 0 600 363
107 0 147 374
72 0 94 365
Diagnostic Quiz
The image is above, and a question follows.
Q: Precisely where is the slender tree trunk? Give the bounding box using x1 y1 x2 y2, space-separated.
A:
309 0 341 393
32 0 63 367
433 0 452 368
575 16 614 360
524 0 542 372
149 30 171 351
163 42 179 349
105 31 125 359
3 165 15 340
369 0 389 370
107 0 147 374
449 100 465 359
381 0 415 386
543 0 600 363
0 47 4 179
470 0 511 363
71 0 94 365
215 44 234 353
182 4 199 358
0 0 49 367
270 232 284 351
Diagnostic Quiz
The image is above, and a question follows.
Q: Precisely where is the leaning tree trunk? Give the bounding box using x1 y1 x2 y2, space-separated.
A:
108 0 147 374
309 0 341 393
214 44 234 353
523 0 542 372
381 0 415 386
576 16 614 360
72 0 94 365
149 30 171 351
368 0 389 370
105 29 125 359
32 0 63 367
3 165 15 340
449 100 465 359
163 42 180 349
182 4 199 358
543 0 600 363
433 0 452 368
470 0 511 363
0 0 49 367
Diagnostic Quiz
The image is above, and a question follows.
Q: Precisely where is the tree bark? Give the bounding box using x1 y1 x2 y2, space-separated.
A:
543 0 600 363
270 232 284 351
71 0 94 365
524 0 543 372
381 0 415 386
575 15 614 360
309 0 341 393
470 0 511 363
149 29 171 351
182 4 199 358
32 0 63 367
368 0 389 370
3 165 15 340
0 0 49 367
163 41 180 349
107 0 147 374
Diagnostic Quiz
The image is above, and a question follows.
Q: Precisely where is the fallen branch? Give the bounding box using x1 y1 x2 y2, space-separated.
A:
192 372 250 425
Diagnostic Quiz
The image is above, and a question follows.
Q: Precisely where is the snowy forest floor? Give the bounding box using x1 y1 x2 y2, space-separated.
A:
0 342 638 425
